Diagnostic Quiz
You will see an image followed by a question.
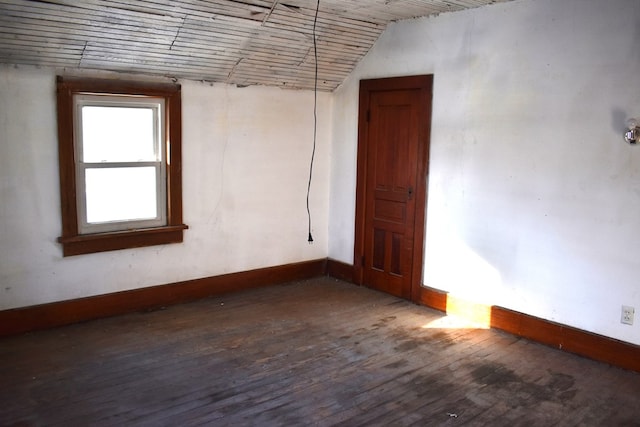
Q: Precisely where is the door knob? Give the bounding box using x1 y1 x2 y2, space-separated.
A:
407 186 414 200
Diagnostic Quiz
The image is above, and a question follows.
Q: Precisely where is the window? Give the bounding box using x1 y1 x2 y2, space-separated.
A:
56 77 187 256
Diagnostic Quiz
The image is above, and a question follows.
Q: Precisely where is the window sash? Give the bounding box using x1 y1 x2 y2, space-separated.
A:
73 95 167 234
77 162 167 234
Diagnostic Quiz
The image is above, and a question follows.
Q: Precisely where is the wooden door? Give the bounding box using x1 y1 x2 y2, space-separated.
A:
354 75 432 302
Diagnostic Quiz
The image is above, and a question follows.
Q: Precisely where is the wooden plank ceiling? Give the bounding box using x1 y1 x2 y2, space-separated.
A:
0 0 511 91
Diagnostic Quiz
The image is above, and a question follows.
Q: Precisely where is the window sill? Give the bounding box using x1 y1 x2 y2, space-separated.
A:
58 224 188 257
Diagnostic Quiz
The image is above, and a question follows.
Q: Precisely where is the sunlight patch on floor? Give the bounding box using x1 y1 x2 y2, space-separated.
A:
422 313 490 330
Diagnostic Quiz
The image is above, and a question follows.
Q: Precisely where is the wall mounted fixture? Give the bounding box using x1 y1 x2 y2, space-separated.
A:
624 118 639 144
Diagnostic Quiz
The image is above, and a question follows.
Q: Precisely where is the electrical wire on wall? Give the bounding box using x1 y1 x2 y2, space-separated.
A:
307 0 320 244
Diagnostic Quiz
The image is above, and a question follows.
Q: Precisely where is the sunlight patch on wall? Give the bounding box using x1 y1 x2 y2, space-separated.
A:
425 205 503 307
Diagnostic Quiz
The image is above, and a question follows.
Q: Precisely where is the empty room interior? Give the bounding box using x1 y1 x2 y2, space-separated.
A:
1 0 640 425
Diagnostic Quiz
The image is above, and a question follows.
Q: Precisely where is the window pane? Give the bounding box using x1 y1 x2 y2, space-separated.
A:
81 106 158 162
85 167 158 223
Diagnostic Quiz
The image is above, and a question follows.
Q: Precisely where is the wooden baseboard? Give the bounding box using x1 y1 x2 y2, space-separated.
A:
326 258 354 283
419 286 640 373
3 258 638 373
0 259 327 337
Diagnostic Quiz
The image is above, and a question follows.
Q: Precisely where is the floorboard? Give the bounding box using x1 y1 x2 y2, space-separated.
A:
1 277 639 426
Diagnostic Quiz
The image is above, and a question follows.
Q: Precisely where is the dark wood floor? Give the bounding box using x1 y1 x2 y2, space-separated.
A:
1 277 639 426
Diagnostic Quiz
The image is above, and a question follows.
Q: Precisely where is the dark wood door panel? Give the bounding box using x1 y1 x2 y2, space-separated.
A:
373 198 407 225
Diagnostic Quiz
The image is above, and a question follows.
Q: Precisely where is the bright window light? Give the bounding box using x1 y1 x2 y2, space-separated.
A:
85 167 158 223
81 106 157 163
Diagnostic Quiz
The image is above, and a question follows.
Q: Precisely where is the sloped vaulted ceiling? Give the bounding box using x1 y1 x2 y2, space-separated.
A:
0 0 511 91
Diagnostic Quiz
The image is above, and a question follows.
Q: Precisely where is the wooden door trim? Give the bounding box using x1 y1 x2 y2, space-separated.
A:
353 75 433 302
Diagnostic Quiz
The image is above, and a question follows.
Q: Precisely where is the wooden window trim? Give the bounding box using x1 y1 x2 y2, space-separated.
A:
56 76 187 257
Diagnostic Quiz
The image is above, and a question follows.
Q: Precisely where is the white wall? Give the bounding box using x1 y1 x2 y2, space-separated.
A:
0 65 331 310
329 0 640 344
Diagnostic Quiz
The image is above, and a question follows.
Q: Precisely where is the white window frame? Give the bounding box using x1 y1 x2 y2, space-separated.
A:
73 95 167 234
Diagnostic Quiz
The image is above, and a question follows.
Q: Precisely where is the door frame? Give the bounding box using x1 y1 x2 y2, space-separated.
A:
353 75 433 302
